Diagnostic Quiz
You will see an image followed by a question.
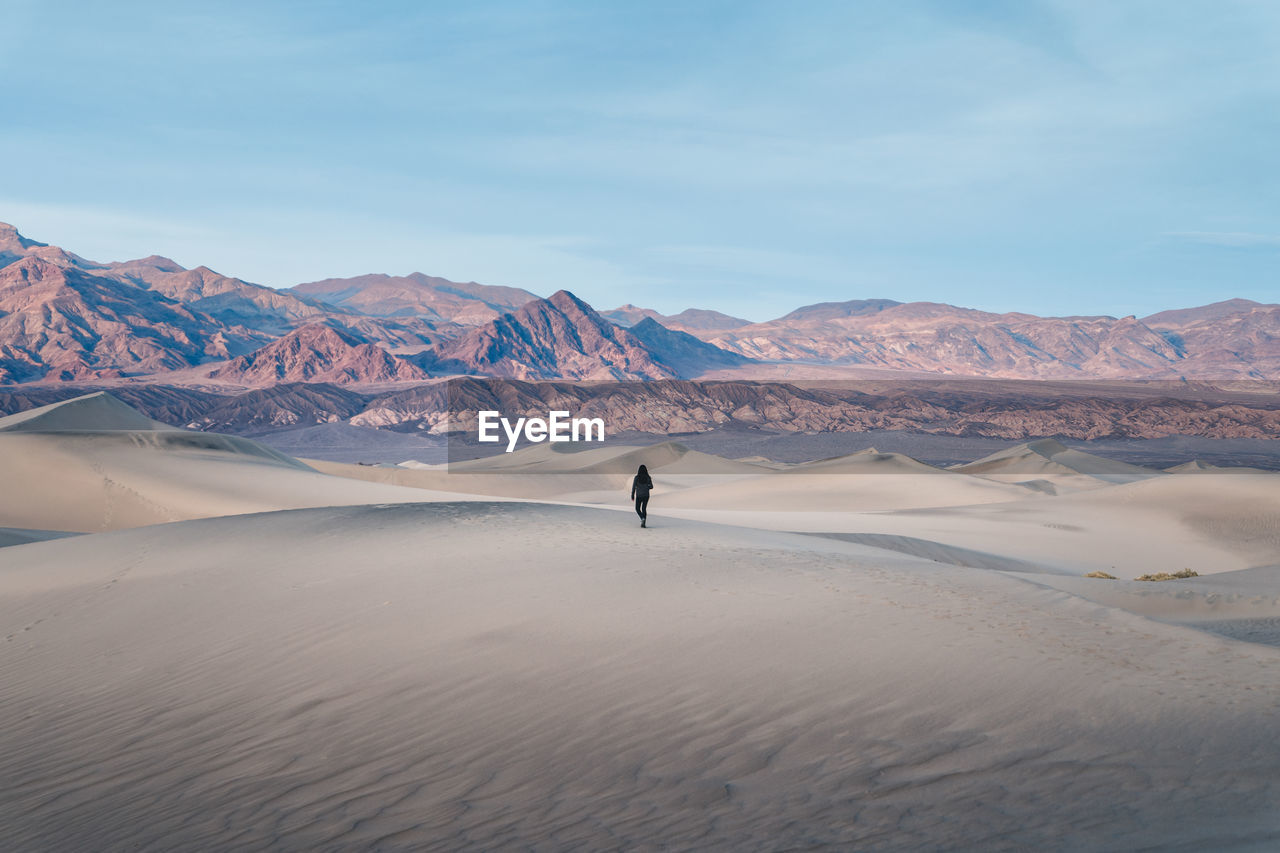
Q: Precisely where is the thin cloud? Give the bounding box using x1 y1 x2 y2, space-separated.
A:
1168 231 1280 249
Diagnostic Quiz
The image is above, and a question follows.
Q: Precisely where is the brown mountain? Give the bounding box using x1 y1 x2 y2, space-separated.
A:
190 383 373 430
8 378 1280 447
696 300 1195 378
210 324 430 386
0 222 49 268
775 298 903 323
332 378 1280 442
2 221 1278 386
602 303 750 332
290 273 538 325
600 304 665 327
0 227 337 339
0 222 99 271
1142 298 1268 328
0 224 455 383
322 315 459 353
664 308 752 331
0 256 254 383
430 290 679 380
109 256 454 350
109 258 333 334
1142 299 1280 378
626 317 755 376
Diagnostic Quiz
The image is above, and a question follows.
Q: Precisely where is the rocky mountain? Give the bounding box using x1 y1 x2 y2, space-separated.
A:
0 223 461 382
0 255 258 383
110 257 454 350
290 273 538 325
1141 299 1280 377
348 379 1280 442
2 221 1279 386
626 317 754 376
210 324 430 385
600 304 664 327
0 222 98 270
189 383 374 431
774 298 904 323
327 315 455 352
0 222 39 266
429 290 681 380
108 257 333 333
1142 298 1266 329
602 303 750 332
694 299 1201 378
664 308 752 331
6 379 1280 445
0 229 346 339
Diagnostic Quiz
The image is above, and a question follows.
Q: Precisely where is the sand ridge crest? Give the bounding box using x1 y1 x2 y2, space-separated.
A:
0 391 169 433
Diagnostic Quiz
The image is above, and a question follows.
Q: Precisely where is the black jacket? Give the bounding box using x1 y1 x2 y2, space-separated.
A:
631 475 652 500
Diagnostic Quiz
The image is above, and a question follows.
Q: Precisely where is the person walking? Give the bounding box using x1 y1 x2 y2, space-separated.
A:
631 464 653 528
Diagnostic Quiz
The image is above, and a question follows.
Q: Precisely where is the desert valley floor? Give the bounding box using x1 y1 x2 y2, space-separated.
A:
1 393 1278 850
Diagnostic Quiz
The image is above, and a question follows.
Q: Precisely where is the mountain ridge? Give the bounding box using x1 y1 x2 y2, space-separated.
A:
428 290 682 380
1 221 1278 384
8 379 1280 446
210 324 431 386
290 272 538 325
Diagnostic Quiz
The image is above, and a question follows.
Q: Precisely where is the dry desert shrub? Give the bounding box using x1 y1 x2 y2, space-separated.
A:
1135 569 1200 582
1085 571 1117 579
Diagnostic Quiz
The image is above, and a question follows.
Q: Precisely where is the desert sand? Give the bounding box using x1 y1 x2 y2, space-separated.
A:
0 393 464 532
1 394 1278 850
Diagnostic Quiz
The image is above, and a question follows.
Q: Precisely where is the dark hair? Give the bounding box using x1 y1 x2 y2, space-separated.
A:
636 464 651 483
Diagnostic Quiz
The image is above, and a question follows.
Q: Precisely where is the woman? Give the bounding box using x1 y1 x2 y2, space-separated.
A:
630 464 653 528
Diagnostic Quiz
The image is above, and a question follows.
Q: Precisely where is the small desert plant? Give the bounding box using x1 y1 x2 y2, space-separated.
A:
1135 568 1199 582
1085 571 1117 579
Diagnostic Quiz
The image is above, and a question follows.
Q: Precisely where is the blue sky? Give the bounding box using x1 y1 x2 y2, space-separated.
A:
2 1 1277 321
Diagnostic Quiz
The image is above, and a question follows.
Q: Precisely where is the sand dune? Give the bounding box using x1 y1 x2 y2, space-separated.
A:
1024 564 1280 647
0 391 170 433
663 469 1280 580
660 461 1043 513
307 440 770 503
305 457 629 501
1166 459 1275 475
1029 564 1280 623
450 439 766 475
800 530 1055 574
294 423 1280 580
0 527 80 548
794 446 955 474
0 394 456 532
954 437 1163 488
2 502 1278 850
319 444 1049 512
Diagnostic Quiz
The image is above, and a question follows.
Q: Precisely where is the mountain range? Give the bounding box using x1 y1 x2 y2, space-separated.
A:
600 304 752 331
1 221 1277 385
696 298 1280 378
4 379 1280 443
